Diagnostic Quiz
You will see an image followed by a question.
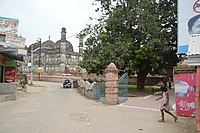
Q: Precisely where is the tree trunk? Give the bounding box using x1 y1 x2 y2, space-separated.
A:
137 71 148 91
166 67 173 81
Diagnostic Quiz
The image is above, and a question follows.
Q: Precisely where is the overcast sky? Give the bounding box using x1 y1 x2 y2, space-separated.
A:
0 0 98 52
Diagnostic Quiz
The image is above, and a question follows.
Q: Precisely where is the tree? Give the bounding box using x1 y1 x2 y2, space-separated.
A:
79 0 178 91
79 2 133 75
157 0 178 76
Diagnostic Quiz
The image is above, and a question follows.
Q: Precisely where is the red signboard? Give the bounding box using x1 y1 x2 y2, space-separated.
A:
174 73 196 117
4 66 16 82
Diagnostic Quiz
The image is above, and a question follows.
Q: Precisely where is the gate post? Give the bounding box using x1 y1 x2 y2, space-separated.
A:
104 63 119 105
196 67 200 133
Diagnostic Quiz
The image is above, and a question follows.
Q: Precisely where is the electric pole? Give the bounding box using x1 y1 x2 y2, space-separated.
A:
31 44 33 85
38 38 42 81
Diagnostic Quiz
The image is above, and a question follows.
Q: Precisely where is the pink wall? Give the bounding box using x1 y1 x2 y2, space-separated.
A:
196 68 200 133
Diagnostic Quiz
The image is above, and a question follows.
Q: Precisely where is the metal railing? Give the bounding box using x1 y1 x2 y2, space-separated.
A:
118 73 128 103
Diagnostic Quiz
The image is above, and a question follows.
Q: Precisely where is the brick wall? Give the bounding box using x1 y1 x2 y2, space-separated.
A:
128 76 167 86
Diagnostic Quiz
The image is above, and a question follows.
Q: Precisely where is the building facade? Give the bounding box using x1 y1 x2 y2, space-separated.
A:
24 27 83 75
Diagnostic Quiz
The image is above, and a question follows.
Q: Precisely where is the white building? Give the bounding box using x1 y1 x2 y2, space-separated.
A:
24 27 84 75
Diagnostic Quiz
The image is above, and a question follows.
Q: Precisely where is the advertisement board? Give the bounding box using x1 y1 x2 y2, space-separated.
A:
178 0 200 53
4 66 16 82
174 73 196 116
5 35 25 48
0 17 19 35
17 49 27 55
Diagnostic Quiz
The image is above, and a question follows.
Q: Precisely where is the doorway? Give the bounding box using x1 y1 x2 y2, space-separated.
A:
0 65 4 83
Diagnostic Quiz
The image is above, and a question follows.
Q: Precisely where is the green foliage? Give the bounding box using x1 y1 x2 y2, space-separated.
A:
79 0 178 90
157 0 178 69
130 45 160 73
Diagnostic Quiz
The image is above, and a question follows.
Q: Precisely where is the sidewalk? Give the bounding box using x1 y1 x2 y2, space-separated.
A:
122 88 175 110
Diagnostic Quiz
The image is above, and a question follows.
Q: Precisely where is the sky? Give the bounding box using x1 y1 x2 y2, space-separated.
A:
0 0 99 52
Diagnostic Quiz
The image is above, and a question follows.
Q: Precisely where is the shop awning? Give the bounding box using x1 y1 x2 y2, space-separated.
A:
0 41 24 61
2 52 24 61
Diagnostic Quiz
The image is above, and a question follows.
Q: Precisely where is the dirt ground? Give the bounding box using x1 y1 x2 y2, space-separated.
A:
17 84 46 94
1 81 195 133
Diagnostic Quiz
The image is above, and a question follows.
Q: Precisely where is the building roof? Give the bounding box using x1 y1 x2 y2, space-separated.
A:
56 39 74 53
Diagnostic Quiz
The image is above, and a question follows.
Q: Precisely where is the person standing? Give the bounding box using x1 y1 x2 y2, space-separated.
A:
156 86 178 122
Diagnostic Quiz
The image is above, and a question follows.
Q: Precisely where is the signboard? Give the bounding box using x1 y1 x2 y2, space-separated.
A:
28 62 31 67
5 35 25 48
174 73 196 116
178 0 200 53
0 17 19 35
4 66 16 82
17 48 27 55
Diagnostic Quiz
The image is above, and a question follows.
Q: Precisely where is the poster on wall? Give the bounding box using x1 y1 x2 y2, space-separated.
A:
4 66 16 83
178 0 200 53
174 73 196 116
0 17 19 35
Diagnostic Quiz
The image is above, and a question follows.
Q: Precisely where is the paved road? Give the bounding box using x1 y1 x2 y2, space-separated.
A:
0 81 196 133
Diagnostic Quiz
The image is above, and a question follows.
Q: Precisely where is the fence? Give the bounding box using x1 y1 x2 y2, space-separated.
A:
77 72 128 103
94 82 105 101
118 73 128 103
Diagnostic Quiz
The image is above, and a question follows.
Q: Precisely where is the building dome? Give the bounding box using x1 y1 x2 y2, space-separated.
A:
55 27 74 53
42 40 54 48
56 40 74 53
62 27 66 31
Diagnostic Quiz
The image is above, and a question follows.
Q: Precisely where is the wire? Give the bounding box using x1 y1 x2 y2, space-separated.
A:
67 34 78 38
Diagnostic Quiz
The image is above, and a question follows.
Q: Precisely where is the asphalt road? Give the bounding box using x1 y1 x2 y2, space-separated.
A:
0 81 196 133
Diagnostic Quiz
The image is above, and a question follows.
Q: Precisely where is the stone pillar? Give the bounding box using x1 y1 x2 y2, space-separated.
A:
196 67 200 133
104 63 119 105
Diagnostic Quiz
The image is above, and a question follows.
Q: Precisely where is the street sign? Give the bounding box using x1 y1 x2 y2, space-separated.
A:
28 62 31 67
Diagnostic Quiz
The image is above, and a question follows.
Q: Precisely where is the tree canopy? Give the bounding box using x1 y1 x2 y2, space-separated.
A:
79 0 178 91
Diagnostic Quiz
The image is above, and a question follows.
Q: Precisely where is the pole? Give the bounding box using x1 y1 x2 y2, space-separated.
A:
30 44 33 85
73 53 75 70
38 38 41 81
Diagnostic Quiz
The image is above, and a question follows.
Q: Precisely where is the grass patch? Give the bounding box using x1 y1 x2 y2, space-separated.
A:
118 84 136 90
118 84 162 97
118 84 153 90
